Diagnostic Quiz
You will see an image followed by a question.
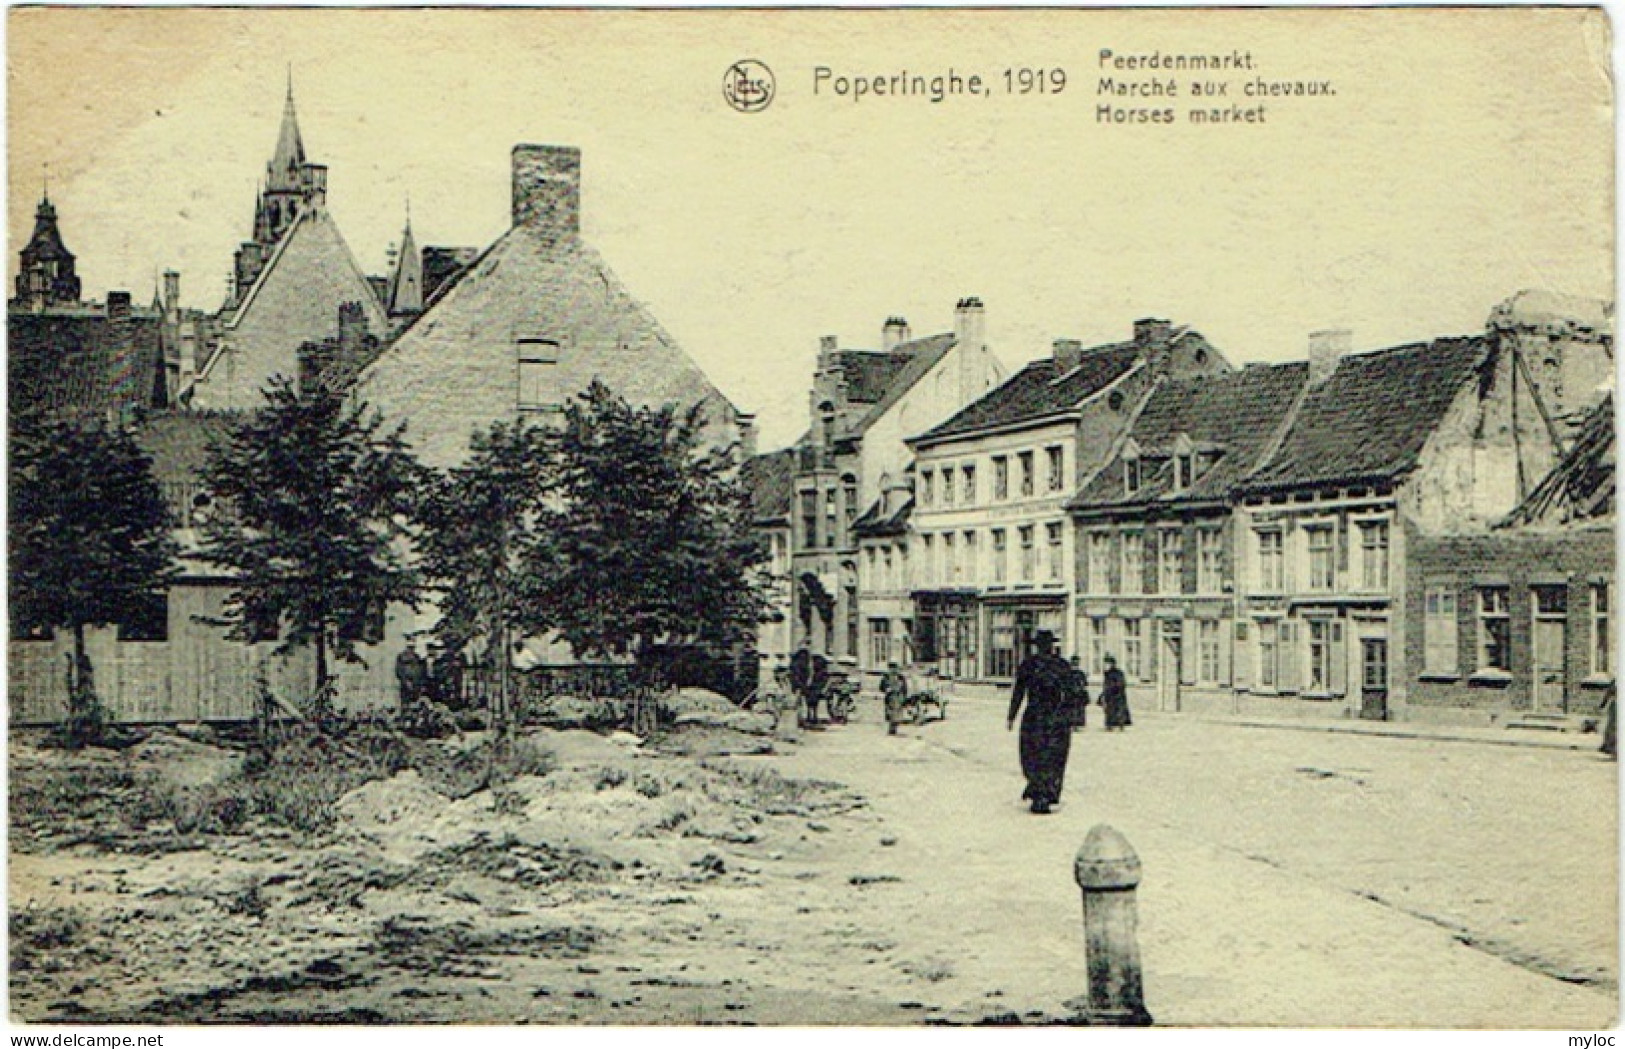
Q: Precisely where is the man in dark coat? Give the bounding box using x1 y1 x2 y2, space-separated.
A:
1006 630 1074 814
1067 654 1089 731
1101 653 1132 730
395 643 427 706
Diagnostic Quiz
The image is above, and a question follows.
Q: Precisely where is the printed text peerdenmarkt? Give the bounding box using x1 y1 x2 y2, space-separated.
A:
1099 48 1256 71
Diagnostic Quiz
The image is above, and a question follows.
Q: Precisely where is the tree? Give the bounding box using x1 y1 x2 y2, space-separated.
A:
417 420 554 736
533 381 770 726
9 410 176 744
200 377 424 717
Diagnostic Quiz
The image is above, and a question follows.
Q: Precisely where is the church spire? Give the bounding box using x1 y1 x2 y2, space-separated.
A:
267 72 306 192
386 198 423 317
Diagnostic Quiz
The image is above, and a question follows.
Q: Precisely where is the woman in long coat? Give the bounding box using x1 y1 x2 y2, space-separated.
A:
1006 631 1074 814
1100 654 1132 730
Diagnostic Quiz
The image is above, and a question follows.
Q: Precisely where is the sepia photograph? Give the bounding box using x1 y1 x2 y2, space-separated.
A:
5 6 1617 1033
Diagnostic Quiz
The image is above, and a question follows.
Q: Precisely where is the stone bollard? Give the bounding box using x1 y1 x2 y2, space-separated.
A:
1073 824 1152 1026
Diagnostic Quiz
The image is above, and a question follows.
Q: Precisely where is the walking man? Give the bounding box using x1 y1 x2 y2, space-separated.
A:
1006 630 1074 814
881 661 909 736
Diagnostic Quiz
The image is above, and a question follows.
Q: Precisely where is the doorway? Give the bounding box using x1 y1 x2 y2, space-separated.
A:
1532 585 1569 713
1360 637 1388 721
1159 624 1182 713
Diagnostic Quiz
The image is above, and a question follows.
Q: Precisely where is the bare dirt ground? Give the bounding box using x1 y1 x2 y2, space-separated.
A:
8 688 1619 1027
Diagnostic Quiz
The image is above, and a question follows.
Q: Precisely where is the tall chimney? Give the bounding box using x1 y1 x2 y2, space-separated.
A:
512 144 582 247
737 413 759 460
882 316 912 352
955 297 987 353
106 291 132 321
1307 328 1352 387
337 301 367 355
163 271 180 317
1134 317 1172 347
1054 337 1084 374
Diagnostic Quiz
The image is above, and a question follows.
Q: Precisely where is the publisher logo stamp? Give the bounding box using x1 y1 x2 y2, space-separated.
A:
724 60 775 113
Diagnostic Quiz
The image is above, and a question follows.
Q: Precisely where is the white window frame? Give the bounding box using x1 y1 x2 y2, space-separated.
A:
1423 584 1460 677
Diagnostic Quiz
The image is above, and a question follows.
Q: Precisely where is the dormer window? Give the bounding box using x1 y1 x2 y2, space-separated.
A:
1172 434 1194 493
1123 439 1142 496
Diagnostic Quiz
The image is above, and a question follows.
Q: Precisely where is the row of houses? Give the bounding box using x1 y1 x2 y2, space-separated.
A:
751 294 1615 728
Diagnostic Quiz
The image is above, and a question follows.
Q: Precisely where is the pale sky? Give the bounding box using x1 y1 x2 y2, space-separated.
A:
8 8 1614 450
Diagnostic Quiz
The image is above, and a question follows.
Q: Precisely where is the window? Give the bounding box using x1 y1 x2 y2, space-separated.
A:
801 492 819 550
824 487 838 549
1158 530 1183 595
1424 585 1459 675
1046 446 1065 492
1123 618 1143 680
1477 586 1511 673
898 543 911 588
1018 451 1035 497
1307 620 1334 692
516 338 561 412
1257 529 1284 591
963 531 978 584
1046 523 1064 581
865 547 877 588
922 534 935 586
920 470 935 507
1125 454 1141 495
842 476 858 538
1019 525 1036 581
941 468 956 507
846 585 859 659
1197 528 1223 593
1258 620 1279 688
1088 532 1114 595
992 529 1008 583
1176 454 1193 491
1198 620 1221 684
1088 616 1108 676
943 532 957 583
1360 521 1390 590
1306 525 1334 592
1122 533 1145 595
882 547 894 591
870 619 892 668
993 456 1009 500
962 465 976 504
1593 582 1612 677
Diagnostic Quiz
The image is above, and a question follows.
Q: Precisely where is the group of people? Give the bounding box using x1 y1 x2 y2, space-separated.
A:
394 640 468 710
1006 630 1130 814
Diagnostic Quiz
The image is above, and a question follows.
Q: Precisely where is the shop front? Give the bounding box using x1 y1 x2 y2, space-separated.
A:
983 596 1066 681
912 591 980 680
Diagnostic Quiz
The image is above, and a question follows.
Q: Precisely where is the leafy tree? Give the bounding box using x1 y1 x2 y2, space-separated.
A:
417 420 555 736
9 410 176 745
200 377 424 717
533 381 769 722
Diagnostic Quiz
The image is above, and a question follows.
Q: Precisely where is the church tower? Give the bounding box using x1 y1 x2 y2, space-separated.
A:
386 203 423 317
229 76 329 307
13 191 82 311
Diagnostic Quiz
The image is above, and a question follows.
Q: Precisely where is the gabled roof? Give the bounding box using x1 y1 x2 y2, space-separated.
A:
355 222 743 468
912 340 1142 446
833 350 915 405
1500 392 1615 529
1070 362 1309 513
1240 336 1490 493
742 447 798 527
852 333 958 434
853 493 914 538
8 310 166 418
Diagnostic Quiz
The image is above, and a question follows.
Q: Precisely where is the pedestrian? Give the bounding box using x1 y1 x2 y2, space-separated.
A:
881 661 909 736
1600 685 1616 759
808 649 831 726
1100 653 1131 731
395 641 426 706
790 640 813 727
1068 654 1090 731
1006 630 1075 814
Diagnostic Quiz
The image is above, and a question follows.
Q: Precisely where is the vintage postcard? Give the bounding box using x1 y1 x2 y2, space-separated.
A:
6 6 1616 1035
